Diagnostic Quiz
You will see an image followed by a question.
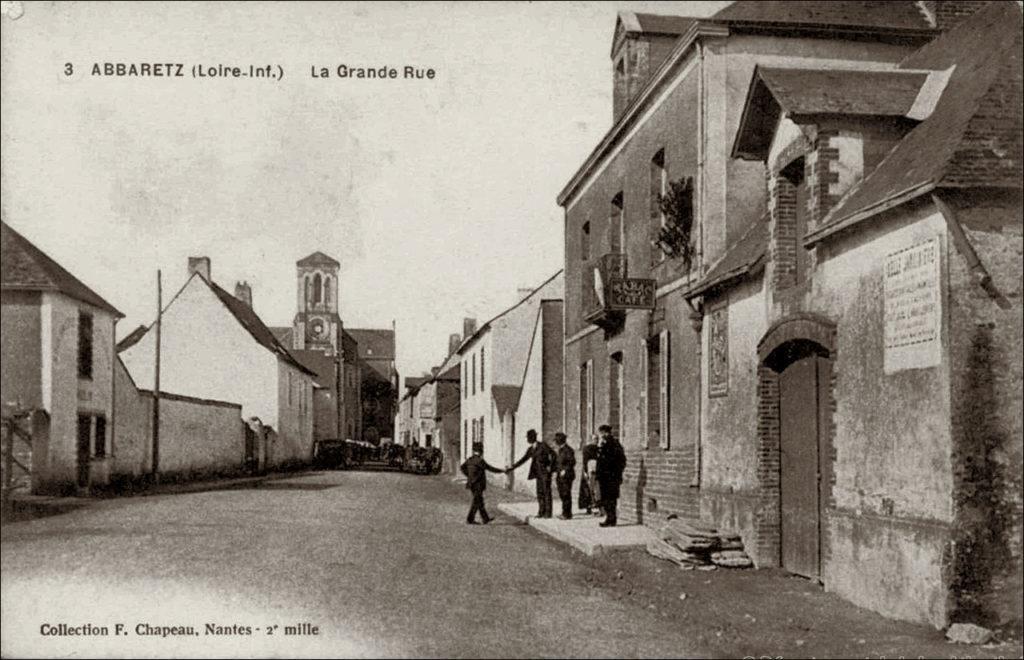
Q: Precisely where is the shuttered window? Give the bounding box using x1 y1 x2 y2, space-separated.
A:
646 337 661 446
640 340 649 447
659 330 671 449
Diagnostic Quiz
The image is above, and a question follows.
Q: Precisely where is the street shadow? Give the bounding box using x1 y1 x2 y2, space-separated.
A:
244 481 342 491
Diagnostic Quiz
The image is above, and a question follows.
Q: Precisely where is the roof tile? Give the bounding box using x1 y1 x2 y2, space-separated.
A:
1 221 122 316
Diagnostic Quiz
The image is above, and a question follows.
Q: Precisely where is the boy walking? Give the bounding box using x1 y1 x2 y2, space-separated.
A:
460 442 504 524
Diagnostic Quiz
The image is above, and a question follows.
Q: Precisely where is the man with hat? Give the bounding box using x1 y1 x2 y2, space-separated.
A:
460 442 504 524
508 429 556 518
595 424 627 527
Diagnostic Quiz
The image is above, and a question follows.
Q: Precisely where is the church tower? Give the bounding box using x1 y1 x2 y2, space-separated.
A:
293 251 341 354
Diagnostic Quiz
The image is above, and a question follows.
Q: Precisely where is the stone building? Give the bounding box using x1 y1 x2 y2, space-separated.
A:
119 257 316 470
347 327 397 444
558 0 1018 630
396 375 429 447
271 252 362 442
697 0 1021 629
559 2 936 528
1 221 123 493
458 272 563 490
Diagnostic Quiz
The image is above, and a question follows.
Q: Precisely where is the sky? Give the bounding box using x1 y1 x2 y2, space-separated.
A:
1 1 728 380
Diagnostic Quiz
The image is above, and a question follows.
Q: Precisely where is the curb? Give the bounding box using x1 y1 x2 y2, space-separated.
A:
497 501 654 556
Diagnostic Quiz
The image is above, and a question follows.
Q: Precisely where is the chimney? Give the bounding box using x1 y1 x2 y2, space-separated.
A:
188 256 211 282
462 317 478 340
448 333 462 356
234 280 252 307
611 12 684 122
431 366 440 378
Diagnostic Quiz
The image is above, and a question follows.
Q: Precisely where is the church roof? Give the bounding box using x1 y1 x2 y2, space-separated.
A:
289 349 337 388
270 326 293 347
346 328 395 360
296 251 340 267
1 221 122 316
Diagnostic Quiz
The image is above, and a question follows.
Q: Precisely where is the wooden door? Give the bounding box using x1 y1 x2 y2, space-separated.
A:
779 356 826 579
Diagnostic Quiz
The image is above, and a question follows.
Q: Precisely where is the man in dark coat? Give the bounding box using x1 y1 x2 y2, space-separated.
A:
596 424 626 527
460 442 504 524
553 432 576 520
508 429 555 518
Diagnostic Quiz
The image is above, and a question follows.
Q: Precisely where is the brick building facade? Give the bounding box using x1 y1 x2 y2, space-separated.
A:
688 1 1021 629
559 0 1020 631
559 3 931 528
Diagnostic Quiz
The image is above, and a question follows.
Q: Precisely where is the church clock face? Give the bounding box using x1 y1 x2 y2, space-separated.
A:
310 317 327 340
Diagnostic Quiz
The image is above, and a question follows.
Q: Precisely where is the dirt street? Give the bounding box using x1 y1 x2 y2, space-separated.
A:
1 470 1020 659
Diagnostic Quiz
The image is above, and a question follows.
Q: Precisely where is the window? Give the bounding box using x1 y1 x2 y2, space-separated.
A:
77 312 93 380
462 361 467 399
479 416 485 444
784 157 810 286
324 277 332 306
471 353 477 395
608 352 624 439
610 192 625 254
650 149 667 263
581 221 591 261
579 360 593 444
78 414 106 459
77 415 91 469
480 347 485 390
94 416 107 457
643 331 671 448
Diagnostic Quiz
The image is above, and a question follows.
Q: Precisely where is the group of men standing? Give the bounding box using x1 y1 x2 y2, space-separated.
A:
460 425 626 528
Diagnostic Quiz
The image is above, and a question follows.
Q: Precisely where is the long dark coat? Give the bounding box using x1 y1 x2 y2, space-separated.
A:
596 436 626 500
461 454 502 494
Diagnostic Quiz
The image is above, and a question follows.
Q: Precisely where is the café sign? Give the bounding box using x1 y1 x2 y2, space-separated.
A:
607 278 656 310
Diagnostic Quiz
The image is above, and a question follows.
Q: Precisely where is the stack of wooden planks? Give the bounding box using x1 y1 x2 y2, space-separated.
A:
645 517 753 569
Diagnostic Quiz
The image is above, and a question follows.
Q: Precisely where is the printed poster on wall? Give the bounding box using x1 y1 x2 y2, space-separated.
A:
708 303 729 397
883 235 942 373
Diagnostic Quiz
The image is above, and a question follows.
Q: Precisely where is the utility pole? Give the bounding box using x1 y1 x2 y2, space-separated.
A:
152 269 162 482
335 354 343 440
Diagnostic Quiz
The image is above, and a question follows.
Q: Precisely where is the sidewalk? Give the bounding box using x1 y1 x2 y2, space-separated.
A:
497 501 654 556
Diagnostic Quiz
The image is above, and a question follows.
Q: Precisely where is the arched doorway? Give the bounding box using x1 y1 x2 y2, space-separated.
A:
756 315 835 581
